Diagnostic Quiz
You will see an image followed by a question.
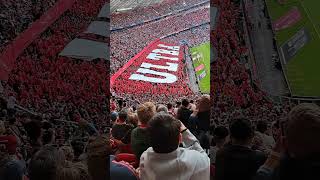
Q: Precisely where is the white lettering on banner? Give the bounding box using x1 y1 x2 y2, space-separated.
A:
129 68 177 83
140 62 178 72
152 49 179 56
158 44 180 51
147 53 179 61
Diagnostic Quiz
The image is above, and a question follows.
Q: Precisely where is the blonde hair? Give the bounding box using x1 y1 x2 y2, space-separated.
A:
137 102 156 124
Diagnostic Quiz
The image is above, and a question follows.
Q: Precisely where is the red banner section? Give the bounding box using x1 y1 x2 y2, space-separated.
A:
0 0 76 80
111 41 193 99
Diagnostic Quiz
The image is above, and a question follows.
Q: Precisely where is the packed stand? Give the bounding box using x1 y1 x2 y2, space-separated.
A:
111 0 209 29
0 0 58 53
1 0 108 125
109 95 211 179
110 5 210 74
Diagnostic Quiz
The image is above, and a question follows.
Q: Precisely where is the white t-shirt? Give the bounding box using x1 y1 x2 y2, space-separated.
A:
140 130 210 180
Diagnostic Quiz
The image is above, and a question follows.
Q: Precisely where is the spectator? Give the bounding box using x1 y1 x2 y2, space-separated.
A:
189 95 211 149
255 120 275 153
87 136 110 180
215 118 267 180
28 145 66 180
139 113 210 180
59 145 75 162
131 102 156 159
127 112 138 127
156 104 168 114
255 103 320 180
210 126 229 164
0 157 27 180
56 161 91 180
177 99 192 128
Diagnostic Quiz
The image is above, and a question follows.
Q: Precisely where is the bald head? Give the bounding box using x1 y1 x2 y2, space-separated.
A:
286 103 320 158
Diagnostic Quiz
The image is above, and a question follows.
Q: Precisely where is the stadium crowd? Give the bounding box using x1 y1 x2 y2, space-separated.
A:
1 0 110 179
111 4 209 106
0 0 58 53
111 0 209 29
1 0 320 179
110 5 210 74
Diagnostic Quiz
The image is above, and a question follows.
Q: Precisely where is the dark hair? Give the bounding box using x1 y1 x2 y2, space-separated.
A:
148 114 181 153
24 121 42 141
28 145 65 180
181 99 189 107
256 120 268 133
214 126 229 139
118 109 127 121
167 103 173 110
8 118 16 125
42 129 54 145
176 101 181 106
229 118 254 141
190 100 194 104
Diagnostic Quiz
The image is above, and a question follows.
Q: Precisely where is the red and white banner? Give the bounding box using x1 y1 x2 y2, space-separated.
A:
111 40 192 96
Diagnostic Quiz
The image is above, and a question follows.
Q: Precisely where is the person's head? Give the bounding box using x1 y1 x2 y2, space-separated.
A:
181 99 189 107
59 146 75 162
28 145 66 180
127 112 138 127
137 102 156 125
271 120 280 139
286 103 320 159
42 129 55 145
70 140 85 159
197 95 210 112
0 159 26 180
167 103 173 110
110 111 118 122
24 120 42 142
87 136 110 180
229 118 254 145
148 114 181 153
213 126 229 146
56 161 91 180
176 101 181 108
118 109 128 122
256 120 268 134
156 104 168 114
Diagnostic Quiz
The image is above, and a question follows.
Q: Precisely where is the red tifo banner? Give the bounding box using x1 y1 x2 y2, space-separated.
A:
111 40 191 96
0 0 76 80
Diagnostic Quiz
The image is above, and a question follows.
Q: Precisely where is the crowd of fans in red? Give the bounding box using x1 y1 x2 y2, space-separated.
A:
110 4 209 74
0 0 58 53
111 2 209 106
2 0 108 124
1 0 320 180
111 0 209 29
210 0 288 126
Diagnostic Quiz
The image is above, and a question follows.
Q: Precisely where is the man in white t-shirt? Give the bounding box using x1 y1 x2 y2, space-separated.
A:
139 113 210 180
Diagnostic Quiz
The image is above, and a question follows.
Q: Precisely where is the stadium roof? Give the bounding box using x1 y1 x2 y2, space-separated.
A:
111 0 165 13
